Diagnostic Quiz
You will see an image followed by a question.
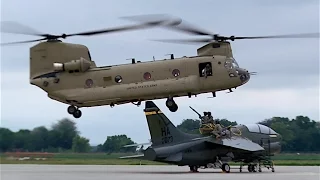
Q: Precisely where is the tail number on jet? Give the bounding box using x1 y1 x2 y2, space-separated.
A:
161 126 173 144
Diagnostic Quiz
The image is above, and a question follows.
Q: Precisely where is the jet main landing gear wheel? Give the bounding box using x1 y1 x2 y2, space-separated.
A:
67 105 82 119
221 163 230 173
248 164 257 172
189 165 199 172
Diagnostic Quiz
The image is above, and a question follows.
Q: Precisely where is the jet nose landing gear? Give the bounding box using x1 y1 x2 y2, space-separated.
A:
166 97 178 112
67 105 82 118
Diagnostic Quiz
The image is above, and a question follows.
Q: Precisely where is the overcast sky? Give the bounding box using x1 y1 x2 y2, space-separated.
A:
1 0 319 145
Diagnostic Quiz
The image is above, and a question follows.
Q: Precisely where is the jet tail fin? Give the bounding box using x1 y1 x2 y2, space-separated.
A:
144 101 198 147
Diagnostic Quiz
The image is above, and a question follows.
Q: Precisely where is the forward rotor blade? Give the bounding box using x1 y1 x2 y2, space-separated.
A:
229 33 320 40
151 32 320 45
165 21 215 36
0 37 47 46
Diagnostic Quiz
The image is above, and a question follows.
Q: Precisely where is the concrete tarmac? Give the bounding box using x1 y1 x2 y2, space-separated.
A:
1 165 319 180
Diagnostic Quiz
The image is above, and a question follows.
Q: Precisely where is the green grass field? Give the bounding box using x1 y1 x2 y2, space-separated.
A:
1 153 319 166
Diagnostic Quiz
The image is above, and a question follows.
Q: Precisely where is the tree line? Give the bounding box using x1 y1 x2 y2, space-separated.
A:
0 116 319 153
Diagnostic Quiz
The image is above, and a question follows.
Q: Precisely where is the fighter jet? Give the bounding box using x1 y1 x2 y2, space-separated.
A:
120 101 282 173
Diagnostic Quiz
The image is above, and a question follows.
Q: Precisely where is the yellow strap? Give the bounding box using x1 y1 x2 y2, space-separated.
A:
145 110 163 115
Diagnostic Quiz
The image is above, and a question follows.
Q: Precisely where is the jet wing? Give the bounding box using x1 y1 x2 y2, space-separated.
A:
119 154 145 159
123 142 152 148
205 136 264 152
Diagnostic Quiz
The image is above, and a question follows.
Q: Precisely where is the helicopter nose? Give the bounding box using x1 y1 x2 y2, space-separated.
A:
236 68 250 84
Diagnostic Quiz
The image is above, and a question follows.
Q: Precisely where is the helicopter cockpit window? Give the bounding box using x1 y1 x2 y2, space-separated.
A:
199 62 212 78
224 61 232 69
231 58 239 68
114 75 122 83
225 58 239 69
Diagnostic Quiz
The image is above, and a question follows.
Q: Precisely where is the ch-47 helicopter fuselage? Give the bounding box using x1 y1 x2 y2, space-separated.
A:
30 40 250 118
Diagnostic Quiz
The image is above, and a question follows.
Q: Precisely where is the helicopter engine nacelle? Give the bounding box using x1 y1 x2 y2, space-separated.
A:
53 57 91 72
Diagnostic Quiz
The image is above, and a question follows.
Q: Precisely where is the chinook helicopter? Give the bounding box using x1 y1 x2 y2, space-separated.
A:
1 15 319 119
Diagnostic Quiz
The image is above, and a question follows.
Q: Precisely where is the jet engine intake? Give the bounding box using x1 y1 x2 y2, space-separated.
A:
53 57 91 72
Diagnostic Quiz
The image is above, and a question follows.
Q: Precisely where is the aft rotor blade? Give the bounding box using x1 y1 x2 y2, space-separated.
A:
0 37 47 46
1 15 183 41
65 18 182 37
0 21 47 37
120 14 182 26
122 14 214 36
151 38 213 44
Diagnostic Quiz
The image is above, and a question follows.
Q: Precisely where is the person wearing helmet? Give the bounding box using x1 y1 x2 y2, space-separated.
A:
212 121 223 138
207 112 215 124
200 112 209 125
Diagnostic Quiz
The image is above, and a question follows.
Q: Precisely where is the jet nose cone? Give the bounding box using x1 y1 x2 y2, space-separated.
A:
236 68 250 84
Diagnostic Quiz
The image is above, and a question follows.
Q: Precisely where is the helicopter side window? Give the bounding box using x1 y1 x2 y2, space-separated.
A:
115 75 122 83
199 62 212 78
172 69 180 77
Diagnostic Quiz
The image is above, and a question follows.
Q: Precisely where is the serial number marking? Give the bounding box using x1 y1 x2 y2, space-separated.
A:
127 84 157 90
161 126 173 144
162 136 173 144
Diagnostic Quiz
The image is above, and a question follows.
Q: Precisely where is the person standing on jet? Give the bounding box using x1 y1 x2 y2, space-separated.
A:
207 112 215 124
212 121 223 138
200 112 209 126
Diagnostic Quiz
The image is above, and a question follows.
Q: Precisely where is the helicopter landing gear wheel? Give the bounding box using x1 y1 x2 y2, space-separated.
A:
73 109 82 118
221 163 230 173
166 97 178 112
67 105 82 118
67 105 76 114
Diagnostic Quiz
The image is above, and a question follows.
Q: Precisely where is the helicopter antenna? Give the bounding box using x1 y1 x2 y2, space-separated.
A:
165 54 174 59
126 58 136 64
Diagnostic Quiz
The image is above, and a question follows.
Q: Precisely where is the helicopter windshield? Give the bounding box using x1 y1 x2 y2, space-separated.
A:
231 57 239 68
224 57 239 69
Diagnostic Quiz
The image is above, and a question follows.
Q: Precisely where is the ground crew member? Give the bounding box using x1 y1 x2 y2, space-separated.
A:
202 64 212 78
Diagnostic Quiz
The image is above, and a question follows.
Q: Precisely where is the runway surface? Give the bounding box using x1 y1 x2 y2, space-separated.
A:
1 165 319 180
